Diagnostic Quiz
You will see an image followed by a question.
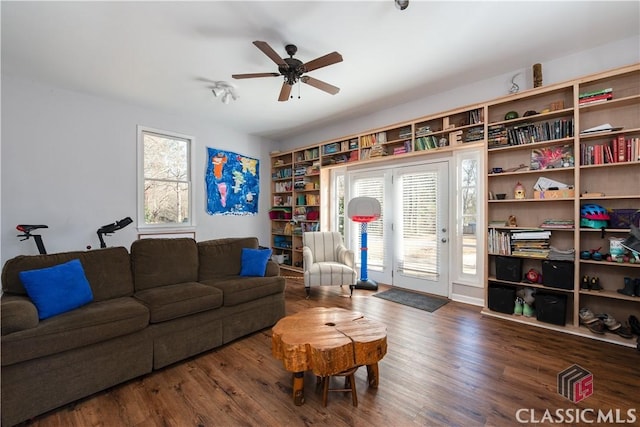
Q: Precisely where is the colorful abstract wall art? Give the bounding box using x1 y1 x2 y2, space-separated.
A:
205 147 259 215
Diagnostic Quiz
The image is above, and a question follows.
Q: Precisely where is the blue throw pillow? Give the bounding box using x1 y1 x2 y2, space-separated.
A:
19 259 94 320
240 247 272 277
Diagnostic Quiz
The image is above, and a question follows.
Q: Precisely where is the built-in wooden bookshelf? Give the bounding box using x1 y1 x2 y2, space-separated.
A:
272 63 639 349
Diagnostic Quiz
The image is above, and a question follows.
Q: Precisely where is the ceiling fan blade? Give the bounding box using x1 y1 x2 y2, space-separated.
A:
301 76 340 95
278 83 292 102
303 51 343 73
232 72 280 79
253 41 287 67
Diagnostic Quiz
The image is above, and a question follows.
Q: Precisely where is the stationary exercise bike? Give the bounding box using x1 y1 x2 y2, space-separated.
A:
96 216 133 248
16 224 49 254
17 217 133 254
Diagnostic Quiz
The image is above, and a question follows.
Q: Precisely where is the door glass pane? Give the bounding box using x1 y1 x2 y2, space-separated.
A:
397 170 439 279
351 177 384 270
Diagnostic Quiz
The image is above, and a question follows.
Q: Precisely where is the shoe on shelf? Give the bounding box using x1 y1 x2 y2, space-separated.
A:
514 297 524 316
581 275 590 290
523 303 535 318
579 308 606 334
629 315 640 336
618 277 636 297
599 314 634 339
590 276 602 291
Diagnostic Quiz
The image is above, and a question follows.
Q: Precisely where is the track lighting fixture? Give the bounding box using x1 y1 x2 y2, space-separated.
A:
211 81 238 104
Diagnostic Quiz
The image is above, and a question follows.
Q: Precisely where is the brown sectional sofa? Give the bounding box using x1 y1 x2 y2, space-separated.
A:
0 237 285 426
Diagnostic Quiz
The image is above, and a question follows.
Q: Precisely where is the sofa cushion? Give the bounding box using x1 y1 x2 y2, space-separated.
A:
131 238 199 291
19 259 94 320
201 276 285 307
134 282 223 323
197 237 259 280
2 247 134 301
240 247 272 277
1 297 149 366
1 296 39 335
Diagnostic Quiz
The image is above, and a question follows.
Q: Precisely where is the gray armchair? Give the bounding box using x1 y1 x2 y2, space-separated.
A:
302 231 357 298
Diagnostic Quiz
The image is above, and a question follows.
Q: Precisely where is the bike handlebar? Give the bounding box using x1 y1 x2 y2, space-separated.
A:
97 217 133 248
97 217 133 235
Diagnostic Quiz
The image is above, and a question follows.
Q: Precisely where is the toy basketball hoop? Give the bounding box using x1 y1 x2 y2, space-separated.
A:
347 197 381 290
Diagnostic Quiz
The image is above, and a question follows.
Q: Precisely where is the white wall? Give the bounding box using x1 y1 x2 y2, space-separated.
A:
279 36 640 150
1 75 276 263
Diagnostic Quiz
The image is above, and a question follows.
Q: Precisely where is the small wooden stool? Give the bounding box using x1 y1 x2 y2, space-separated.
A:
319 366 359 407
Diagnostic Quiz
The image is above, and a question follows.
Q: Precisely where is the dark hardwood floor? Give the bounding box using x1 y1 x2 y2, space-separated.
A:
24 279 639 426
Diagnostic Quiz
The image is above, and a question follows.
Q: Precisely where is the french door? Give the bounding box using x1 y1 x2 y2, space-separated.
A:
349 161 449 297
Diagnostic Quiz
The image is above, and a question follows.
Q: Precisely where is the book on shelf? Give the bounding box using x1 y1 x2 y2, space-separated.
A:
540 219 574 229
580 136 639 165
578 87 612 99
398 126 412 138
578 93 613 105
511 230 551 240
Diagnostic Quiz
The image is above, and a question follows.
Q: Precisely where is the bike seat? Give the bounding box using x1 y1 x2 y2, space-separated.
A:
16 224 48 233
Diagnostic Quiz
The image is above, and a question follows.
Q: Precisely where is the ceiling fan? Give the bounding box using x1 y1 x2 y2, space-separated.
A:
232 41 343 102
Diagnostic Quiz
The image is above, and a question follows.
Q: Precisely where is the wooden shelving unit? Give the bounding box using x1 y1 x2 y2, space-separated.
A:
484 63 639 348
271 63 640 335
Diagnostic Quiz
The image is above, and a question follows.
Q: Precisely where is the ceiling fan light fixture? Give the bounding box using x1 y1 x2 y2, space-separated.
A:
395 0 409 10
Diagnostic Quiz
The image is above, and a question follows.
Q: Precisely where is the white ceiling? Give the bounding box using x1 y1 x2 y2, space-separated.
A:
2 1 639 141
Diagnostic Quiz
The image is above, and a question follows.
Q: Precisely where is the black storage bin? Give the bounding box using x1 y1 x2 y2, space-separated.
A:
542 260 574 290
496 256 523 282
536 292 567 325
488 283 516 314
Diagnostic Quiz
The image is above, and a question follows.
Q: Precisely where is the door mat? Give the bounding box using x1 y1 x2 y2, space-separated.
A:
372 288 449 313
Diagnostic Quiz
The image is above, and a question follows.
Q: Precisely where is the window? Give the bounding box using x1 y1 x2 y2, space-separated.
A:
453 149 483 285
137 126 194 228
334 171 345 237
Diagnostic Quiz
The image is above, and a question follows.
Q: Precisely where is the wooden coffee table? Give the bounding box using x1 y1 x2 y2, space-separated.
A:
272 307 387 405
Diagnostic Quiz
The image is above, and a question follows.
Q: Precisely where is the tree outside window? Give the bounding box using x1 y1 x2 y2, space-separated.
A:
140 129 191 226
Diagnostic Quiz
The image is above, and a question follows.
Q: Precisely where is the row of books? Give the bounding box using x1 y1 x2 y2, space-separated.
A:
299 194 319 205
415 135 447 151
324 139 358 154
488 118 574 148
273 181 292 193
360 132 387 148
464 126 484 143
415 125 433 137
580 136 640 165
272 168 292 179
579 87 613 105
272 195 292 206
488 228 552 258
296 148 319 161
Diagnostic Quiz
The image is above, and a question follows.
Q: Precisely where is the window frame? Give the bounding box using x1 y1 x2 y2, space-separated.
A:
451 148 484 287
136 125 196 231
